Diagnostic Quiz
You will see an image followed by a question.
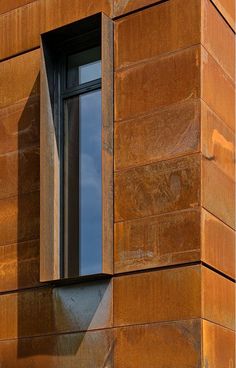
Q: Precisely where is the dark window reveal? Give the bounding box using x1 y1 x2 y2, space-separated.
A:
40 14 113 281
67 46 101 87
62 36 102 277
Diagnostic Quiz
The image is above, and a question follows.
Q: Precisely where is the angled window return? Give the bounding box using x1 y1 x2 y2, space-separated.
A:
40 13 113 281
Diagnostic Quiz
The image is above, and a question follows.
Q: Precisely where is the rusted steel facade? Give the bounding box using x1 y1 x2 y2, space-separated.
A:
0 0 235 367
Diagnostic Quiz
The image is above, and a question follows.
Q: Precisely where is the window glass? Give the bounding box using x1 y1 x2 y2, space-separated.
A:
79 89 102 275
67 46 101 87
64 89 102 276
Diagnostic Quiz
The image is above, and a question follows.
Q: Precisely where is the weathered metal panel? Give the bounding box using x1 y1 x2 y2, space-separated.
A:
114 209 201 273
202 0 235 80
0 280 113 340
202 266 235 330
202 320 235 367
0 192 39 247
114 0 200 70
115 100 200 171
115 154 201 222
114 266 201 326
115 46 200 122
0 240 40 292
115 320 201 368
0 329 114 368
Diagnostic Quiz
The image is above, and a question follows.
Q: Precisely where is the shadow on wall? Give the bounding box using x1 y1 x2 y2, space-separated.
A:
16 74 114 367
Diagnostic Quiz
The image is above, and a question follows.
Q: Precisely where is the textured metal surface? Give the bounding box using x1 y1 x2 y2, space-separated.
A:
115 320 201 368
0 191 39 247
114 266 201 326
201 47 234 132
115 154 200 222
114 209 200 273
115 100 200 171
202 209 235 279
40 0 113 34
113 0 163 17
0 50 39 109
0 1 40 60
211 0 235 30
0 329 114 368
115 46 200 122
201 100 234 182
202 154 235 229
202 0 235 80
0 280 113 340
202 266 235 330
0 96 39 154
0 239 39 292
114 0 200 69
202 320 235 367
0 0 36 15
0 146 39 199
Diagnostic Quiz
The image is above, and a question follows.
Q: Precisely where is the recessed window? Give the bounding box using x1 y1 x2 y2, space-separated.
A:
40 14 113 281
67 46 101 86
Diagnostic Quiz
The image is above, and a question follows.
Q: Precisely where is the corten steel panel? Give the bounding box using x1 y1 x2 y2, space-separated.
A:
0 329 114 368
0 191 39 247
101 13 114 275
114 209 201 274
201 47 235 132
114 266 201 327
0 49 39 109
115 0 200 70
115 46 200 122
113 0 164 17
0 0 113 61
0 96 39 154
0 1 40 61
0 280 112 340
201 98 235 230
0 0 36 15
0 0 234 61
0 240 39 292
40 0 113 33
201 101 234 182
40 37 60 281
115 99 200 171
114 320 201 368
202 320 235 367
0 146 39 200
202 266 235 330
114 207 235 278
211 0 235 30
201 0 235 80
201 209 235 279
202 156 235 229
115 154 200 222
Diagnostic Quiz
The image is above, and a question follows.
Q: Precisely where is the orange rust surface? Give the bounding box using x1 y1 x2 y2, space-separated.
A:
115 154 201 222
202 266 235 330
202 209 235 279
202 320 235 367
114 0 200 70
0 280 113 340
114 266 201 326
114 209 200 273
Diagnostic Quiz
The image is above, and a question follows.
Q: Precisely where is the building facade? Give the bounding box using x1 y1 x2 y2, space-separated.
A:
0 0 235 366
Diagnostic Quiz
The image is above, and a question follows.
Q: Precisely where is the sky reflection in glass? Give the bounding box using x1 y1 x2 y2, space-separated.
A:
67 46 101 87
79 89 102 275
